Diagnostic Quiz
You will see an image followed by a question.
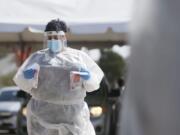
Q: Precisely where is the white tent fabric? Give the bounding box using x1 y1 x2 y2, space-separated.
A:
0 0 132 45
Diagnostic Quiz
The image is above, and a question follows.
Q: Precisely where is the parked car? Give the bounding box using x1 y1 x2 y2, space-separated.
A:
0 86 29 135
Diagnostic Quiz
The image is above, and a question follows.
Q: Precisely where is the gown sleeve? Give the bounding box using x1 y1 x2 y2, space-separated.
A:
80 51 104 92
13 53 39 94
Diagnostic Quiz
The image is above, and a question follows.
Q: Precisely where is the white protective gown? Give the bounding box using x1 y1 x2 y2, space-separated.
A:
13 47 104 135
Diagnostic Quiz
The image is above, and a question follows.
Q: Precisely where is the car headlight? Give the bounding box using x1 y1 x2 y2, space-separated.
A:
90 106 103 118
22 107 27 116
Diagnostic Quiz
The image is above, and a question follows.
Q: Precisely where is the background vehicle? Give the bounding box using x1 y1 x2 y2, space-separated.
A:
0 86 29 135
85 77 123 135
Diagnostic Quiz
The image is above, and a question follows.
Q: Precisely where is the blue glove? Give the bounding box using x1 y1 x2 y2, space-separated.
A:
23 69 37 79
80 68 91 80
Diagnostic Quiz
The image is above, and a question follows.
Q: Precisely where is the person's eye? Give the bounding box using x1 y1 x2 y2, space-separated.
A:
48 36 52 40
61 35 65 39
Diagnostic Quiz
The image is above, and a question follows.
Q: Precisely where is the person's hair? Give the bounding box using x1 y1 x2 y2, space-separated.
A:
45 19 67 32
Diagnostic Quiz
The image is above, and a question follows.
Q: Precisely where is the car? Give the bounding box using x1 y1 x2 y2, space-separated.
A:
0 86 29 135
85 77 122 135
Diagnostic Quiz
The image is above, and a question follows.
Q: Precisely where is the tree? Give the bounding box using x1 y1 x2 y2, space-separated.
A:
99 49 126 88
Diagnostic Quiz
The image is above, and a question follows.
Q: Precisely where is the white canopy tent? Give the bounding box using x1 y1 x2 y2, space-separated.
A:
0 0 132 49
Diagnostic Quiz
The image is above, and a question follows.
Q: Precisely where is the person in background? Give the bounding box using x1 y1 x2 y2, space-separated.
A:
13 19 104 135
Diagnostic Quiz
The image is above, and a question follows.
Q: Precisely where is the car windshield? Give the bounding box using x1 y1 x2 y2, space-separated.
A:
0 90 19 101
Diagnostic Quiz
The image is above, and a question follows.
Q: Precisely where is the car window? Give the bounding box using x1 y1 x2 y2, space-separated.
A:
0 90 19 101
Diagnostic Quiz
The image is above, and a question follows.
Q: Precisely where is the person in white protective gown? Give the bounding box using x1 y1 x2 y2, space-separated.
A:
13 19 104 135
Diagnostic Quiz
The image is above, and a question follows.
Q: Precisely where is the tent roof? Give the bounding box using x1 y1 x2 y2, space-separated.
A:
0 0 132 47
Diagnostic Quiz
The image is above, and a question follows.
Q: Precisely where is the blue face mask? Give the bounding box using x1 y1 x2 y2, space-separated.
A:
47 40 62 53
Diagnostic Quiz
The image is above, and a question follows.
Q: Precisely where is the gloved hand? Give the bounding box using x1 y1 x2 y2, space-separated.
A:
80 68 91 80
23 68 37 79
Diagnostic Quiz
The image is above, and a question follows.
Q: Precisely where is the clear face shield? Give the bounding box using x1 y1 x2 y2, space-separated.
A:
43 31 67 53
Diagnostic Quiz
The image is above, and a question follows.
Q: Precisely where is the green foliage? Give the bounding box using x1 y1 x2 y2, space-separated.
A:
99 49 126 87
